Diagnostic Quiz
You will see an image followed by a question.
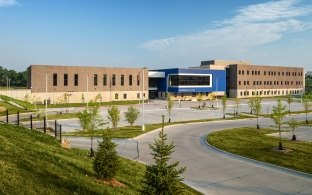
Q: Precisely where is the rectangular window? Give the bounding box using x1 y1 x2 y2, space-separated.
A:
124 93 127 99
94 74 98 86
74 74 78 86
112 74 116 86
129 75 132 86
247 71 249 75
264 71 266 75
137 75 140 86
53 73 57 86
239 70 241 75
115 93 118 100
258 71 260 75
121 75 124 86
169 75 211 86
239 81 241 85
137 93 140 99
64 74 68 86
103 74 107 86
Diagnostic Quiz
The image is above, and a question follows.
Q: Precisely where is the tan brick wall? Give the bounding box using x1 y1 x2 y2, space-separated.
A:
28 65 149 102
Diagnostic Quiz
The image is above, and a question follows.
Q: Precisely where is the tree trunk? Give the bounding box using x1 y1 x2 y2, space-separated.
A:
90 136 94 157
256 117 260 129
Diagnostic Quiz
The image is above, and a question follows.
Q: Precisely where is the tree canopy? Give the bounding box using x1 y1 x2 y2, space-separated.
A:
0 66 27 87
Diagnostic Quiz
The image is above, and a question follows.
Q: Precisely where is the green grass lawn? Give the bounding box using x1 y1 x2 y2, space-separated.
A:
0 123 199 195
0 102 30 116
64 115 255 138
20 112 78 122
207 127 312 174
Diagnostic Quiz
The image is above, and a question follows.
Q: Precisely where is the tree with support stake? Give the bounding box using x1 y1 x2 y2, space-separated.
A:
221 95 227 119
302 93 312 124
288 117 298 141
166 93 174 123
270 98 288 150
78 101 104 157
285 94 294 113
252 96 262 129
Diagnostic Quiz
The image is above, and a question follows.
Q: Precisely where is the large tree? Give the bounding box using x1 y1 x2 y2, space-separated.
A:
271 98 288 150
140 115 186 195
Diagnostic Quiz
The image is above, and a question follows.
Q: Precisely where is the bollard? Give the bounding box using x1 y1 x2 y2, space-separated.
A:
44 117 46 134
54 120 57 138
30 115 33 130
6 109 8 123
59 125 62 143
17 111 19 126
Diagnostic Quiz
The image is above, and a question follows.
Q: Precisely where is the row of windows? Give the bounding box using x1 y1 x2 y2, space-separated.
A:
238 80 303 86
169 75 211 86
52 73 140 87
113 92 146 100
238 70 303 76
240 89 302 96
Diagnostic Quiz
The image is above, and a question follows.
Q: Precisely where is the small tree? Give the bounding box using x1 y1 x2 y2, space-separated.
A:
302 93 312 124
234 98 240 115
107 105 121 130
285 94 294 113
271 98 288 150
288 117 298 141
221 95 227 119
248 98 255 114
140 115 186 195
166 93 174 123
93 131 120 180
208 93 215 108
124 106 140 126
196 93 203 109
252 96 262 129
78 101 104 157
81 93 85 103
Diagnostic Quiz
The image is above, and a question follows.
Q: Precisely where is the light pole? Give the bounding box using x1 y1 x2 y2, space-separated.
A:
45 74 49 126
6 77 9 96
141 68 145 131
86 74 89 108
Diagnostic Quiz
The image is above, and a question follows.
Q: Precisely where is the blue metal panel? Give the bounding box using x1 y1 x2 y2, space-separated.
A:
151 68 226 93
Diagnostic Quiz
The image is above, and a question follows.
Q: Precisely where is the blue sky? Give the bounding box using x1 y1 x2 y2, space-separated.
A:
0 0 311 71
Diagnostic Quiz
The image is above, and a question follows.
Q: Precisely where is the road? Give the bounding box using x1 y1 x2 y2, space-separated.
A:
67 114 312 195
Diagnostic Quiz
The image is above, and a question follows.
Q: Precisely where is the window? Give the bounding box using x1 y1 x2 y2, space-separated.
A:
239 70 241 75
247 81 249 85
264 71 266 75
74 74 78 86
239 81 241 85
103 74 107 86
94 74 98 86
253 81 256 85
244 81 246 85
242 70 244 75
137 75 140 86
137 93 140 99
64 74 68 86
112 74 116 86
252 71 254 75
115 93 118 100
192 92 196 97
53 73 57 86
169 75 211 86
121 75 124 86
129 75 132 86
123 93 127 99
247 71 249 75
258 71 260 75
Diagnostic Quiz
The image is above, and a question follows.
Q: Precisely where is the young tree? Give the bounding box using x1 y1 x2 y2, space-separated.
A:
124 106 140 126
302 93 312 124
208 92 215 108
248 98 255 114
196 93 203 109
107 105 121 130
252 96 262 129
285 94 294 113
93 131 120 180
221 95 227 119
81 93 85 103
140 115 186 195
78 101 104 157
288 117 298 141
271 98 288 150
234 98 240 114
166 93 174 123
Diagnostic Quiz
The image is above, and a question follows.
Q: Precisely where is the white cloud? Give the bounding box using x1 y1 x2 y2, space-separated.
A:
0 0 20 7
141 0 312 64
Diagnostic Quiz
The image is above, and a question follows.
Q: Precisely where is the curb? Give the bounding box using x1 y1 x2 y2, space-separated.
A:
202 133 312 180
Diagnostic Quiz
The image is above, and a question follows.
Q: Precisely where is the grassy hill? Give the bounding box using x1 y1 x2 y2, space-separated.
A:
0 123 199 195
